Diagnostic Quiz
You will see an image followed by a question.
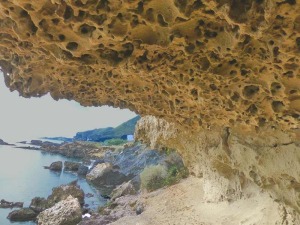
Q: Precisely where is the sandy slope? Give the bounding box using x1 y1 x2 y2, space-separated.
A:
111 177 298 225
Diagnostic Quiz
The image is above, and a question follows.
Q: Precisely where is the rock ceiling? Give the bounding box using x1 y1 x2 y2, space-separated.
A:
0 0 299 131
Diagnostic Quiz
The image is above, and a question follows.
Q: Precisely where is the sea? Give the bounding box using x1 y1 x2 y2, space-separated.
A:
0 143 105 225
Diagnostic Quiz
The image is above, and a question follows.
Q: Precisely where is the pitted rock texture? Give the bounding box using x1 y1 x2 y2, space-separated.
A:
0 0 299 131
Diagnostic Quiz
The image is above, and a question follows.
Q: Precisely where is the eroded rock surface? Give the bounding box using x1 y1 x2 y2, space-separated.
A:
135 116 300 215
0 0 300 222
37 196 82 225
0 0 299 131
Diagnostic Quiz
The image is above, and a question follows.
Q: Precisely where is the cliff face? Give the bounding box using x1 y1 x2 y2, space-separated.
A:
0 0 299 131
135 116 300 217
0 0 300 220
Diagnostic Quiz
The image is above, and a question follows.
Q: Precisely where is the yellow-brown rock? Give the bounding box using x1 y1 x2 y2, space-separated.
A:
1 1 300 221
0 0 299 131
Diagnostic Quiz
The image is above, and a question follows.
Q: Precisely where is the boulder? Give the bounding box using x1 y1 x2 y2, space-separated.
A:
86 163 112 181
77 165 89 176
29 197 49 213
47 181 85 206
37 196 82 225
64 161 81 171
7 208 37 221
46 161 63 171
86 163 128 188
0 199 23 208
110 180 137 201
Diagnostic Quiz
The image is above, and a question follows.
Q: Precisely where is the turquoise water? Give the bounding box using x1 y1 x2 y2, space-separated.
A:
0 145 105 225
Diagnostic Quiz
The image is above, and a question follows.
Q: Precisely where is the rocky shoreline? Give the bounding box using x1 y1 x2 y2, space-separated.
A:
3 140 187 225
0 139 14 146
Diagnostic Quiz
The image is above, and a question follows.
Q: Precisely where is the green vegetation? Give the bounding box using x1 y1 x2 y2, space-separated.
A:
140 164 189 192
164 165 189 186
74 116 140 142
140 165 168 191
103 138 128 146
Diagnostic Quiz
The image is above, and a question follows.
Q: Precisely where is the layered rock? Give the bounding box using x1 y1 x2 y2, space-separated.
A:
135 116 300 216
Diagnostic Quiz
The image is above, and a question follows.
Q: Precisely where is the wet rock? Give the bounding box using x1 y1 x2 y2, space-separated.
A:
0 199 23 208
7 208 37 221
77 164 89 176
37 196 82 225
110 180 137 201
64 161 81 171
29 197 49 213
46 161 62 171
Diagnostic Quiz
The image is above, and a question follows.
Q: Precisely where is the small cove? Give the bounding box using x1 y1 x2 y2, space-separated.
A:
0 144 106 225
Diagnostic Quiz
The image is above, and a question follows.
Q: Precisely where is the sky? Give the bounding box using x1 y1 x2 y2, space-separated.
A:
0 72 137 143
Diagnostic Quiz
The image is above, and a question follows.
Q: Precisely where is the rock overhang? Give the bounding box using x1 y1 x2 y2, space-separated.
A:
0 0 299 132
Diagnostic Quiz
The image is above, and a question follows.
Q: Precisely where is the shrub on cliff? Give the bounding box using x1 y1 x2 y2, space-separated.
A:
140 164 189 192
140 165 168 191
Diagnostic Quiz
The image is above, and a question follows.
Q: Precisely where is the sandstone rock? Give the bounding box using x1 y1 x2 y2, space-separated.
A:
64 161 81 171
135 116 300 215
7 208 37 222
47 181 85 206
37 196 82 225
29 197 49 213
1 0 300 222
1 1 299 133
110 180 137 201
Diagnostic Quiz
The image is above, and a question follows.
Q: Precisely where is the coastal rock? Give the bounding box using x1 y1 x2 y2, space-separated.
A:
0 199 23 208
0 139 12 146
86 163 112 181
37 196 82 225
29 197 49 213
7 208 37 222
46 161 63 171
47 181 85 206
86 163 128 189
64 161 81 172
110 181 137 201
77 165 89 176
